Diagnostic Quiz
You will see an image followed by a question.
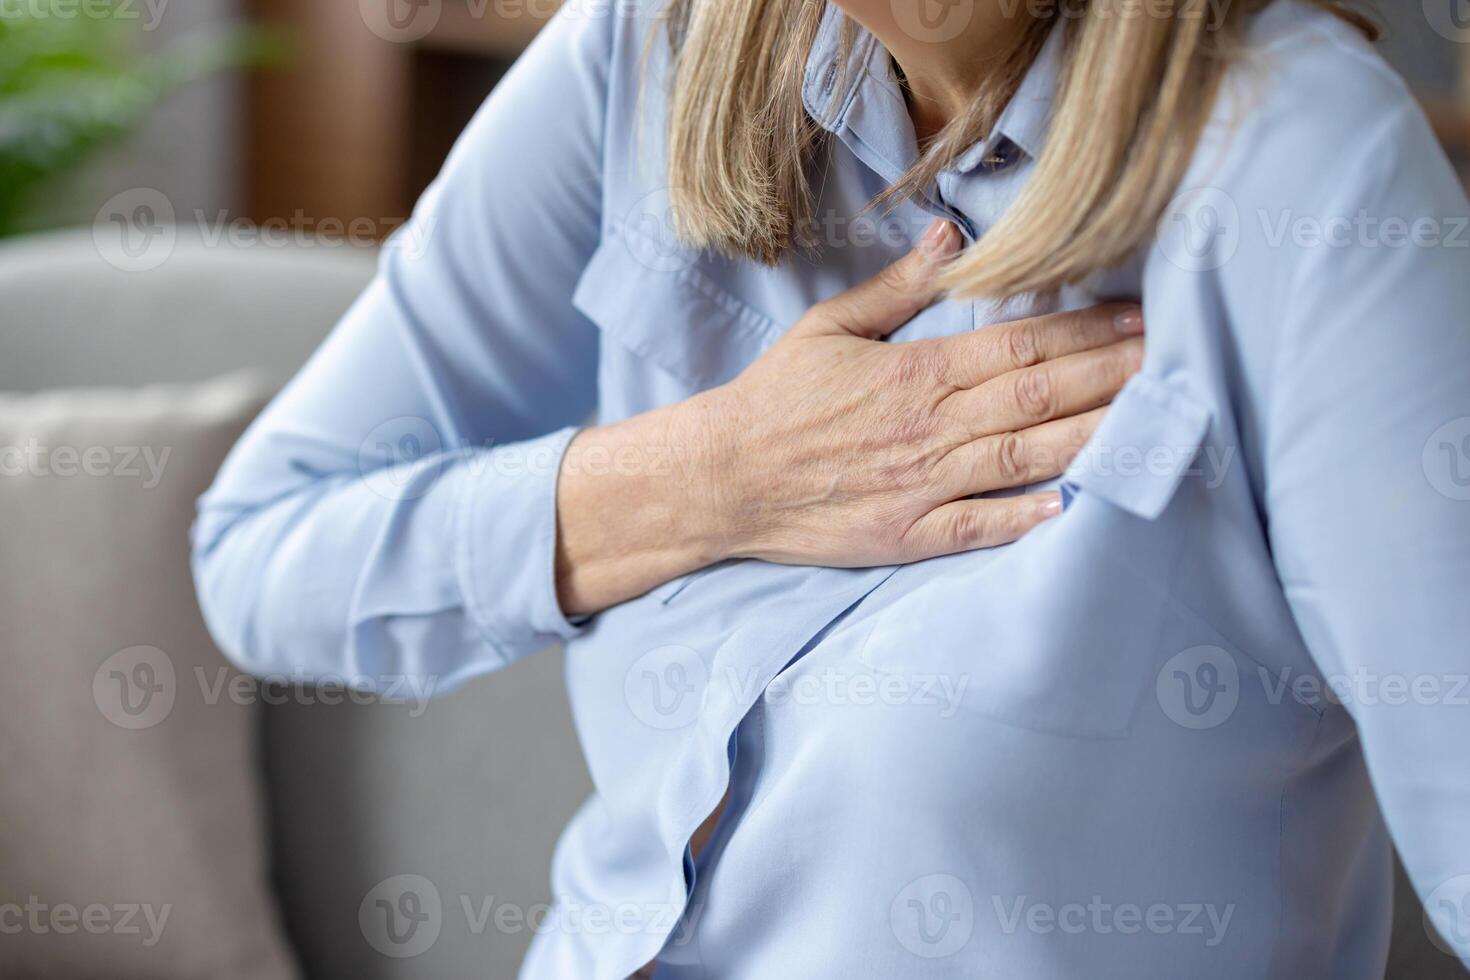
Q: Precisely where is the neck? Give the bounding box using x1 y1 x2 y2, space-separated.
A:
841 2 1043 145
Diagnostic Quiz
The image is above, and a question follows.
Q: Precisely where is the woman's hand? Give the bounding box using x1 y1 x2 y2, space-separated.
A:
555 220 1143 615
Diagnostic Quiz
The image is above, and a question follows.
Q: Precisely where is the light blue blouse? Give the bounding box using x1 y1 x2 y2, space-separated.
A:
192 1 1470 976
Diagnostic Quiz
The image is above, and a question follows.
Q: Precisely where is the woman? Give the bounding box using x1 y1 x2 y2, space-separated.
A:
193 0 1470 976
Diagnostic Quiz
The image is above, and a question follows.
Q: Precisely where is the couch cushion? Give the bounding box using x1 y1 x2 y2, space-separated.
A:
0 227 376 393
0 373 300 979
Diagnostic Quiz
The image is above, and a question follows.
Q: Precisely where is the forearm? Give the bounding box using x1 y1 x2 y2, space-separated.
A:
554 392 738 616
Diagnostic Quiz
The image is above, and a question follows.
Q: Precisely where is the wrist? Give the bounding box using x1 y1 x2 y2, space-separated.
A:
664 385 749 564
553 394 739 615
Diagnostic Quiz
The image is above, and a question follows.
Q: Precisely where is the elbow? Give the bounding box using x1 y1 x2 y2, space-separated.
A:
190 502 269 679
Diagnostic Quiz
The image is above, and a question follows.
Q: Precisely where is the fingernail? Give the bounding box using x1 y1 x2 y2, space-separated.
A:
1114 308 1144 335
918 220 957 258
1039 496 1063 518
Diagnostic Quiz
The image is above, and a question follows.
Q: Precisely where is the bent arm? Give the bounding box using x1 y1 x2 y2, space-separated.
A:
192 7 616 690
1255 105 1470 964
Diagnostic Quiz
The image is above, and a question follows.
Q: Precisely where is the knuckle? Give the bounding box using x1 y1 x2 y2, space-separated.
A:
994 431 1030 484
1014 367 1056 419
1003 323 1043 368
951 506 992 547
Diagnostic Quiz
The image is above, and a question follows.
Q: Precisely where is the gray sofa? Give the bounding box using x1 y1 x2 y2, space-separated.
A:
0 228 591 979
0 227 1460 979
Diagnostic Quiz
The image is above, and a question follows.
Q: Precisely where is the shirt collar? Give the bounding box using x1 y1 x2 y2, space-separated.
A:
801 6 1066 177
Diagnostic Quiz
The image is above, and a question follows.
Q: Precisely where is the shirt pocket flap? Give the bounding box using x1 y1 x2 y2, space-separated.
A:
572 227 783 389
1063 373 1212 520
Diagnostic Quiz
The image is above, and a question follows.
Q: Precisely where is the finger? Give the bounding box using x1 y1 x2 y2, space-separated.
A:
931 408 1106 499
902 493 1062 560
794 219 961 340
932 302 1144 389
942 336 1143 437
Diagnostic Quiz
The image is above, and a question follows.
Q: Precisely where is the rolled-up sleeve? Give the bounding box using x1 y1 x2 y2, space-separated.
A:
1255 104 1470 963
192 3 616 691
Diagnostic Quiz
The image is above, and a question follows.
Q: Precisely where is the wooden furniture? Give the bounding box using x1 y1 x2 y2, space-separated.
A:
1426 97 1470 156
244 1 558 235
245 3 1470 232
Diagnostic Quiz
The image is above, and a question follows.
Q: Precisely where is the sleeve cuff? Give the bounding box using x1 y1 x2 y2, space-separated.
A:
454 426 586 665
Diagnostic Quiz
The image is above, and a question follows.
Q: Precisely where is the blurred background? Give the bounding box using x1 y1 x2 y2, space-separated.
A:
0 0 1464 242
4 0 1465 243
0 2 1466 979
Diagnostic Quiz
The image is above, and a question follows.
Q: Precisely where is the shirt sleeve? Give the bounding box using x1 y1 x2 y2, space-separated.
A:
1258 103 1470 962
191 4 617 692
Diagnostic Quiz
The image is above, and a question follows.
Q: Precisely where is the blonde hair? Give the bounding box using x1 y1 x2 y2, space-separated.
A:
658 0 1375 299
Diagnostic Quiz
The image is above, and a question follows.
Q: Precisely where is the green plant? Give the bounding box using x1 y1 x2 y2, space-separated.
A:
0 1 280 236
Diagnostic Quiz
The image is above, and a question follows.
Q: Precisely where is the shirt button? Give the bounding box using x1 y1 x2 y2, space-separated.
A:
979 139 1022 173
